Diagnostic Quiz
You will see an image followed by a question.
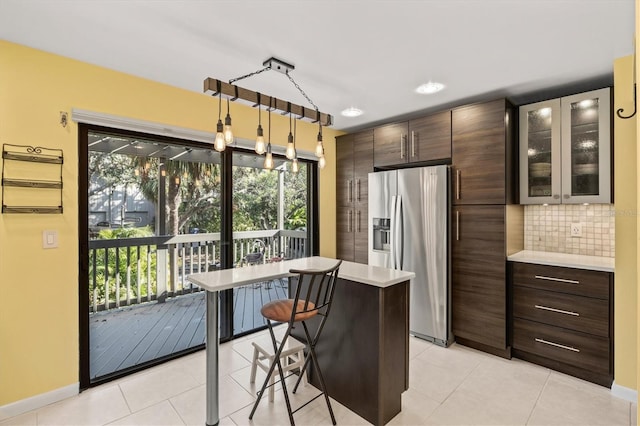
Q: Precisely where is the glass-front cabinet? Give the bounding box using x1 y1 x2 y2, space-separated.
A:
519 88 611 204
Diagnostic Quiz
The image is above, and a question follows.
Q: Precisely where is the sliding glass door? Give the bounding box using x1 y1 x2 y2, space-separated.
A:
79 125 316 387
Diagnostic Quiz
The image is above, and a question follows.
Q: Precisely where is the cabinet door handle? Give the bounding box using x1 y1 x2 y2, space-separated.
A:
356 179 361 202
564 194 570 199
400 134 405 159
347 180 353 203
456 169 461 200
411 131 416 158
535 338 580 353
456 211 460 241
534 305 579 316
347 210 352 233
356 210 361 233
553 194 560 199
534 275 579 284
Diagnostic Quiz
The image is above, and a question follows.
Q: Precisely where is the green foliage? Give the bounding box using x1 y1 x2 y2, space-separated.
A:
90 226 157 308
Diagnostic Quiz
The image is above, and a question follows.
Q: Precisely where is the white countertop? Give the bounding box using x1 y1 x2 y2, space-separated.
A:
187 256 415 292
507 250 614 272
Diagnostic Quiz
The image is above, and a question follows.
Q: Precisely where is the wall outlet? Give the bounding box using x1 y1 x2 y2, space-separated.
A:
570 222 583 237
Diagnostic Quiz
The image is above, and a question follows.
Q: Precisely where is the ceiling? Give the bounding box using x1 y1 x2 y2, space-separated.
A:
0 0 635 131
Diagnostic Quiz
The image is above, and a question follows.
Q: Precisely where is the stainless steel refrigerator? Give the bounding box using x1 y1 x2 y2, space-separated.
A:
368 166 451 346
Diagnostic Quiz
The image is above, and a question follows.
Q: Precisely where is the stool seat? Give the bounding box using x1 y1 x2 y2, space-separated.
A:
260 299 317 322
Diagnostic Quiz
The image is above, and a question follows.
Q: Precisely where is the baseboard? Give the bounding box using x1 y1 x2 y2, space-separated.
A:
611 381 638 403
0 383 78 421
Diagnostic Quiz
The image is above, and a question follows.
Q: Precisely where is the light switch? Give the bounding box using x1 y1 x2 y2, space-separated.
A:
43 230 59 249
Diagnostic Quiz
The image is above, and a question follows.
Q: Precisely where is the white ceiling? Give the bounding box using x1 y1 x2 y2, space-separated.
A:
0 0 634 131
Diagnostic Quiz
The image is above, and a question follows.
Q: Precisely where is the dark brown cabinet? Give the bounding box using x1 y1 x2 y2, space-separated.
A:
408 110 452 163
452 99 515 205
373 122 408 168
336 130 373 263
451 205 510 355
450 98 518 358
373 111 452 168
510 262 613 387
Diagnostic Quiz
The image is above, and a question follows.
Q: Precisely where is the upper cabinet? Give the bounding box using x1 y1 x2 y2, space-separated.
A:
373 111 451 168
452 99 515 205
519 88 611 204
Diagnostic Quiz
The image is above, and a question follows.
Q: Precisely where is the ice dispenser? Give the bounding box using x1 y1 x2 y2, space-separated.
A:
372 218 391 252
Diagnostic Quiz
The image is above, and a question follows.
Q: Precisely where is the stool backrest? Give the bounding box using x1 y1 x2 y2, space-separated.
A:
288 260 342 322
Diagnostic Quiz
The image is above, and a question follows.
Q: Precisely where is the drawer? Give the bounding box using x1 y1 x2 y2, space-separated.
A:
512 262 610 300
513 318 610 374
513 286 609 337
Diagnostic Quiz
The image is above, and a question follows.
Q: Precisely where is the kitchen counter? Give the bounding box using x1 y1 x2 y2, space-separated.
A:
187 257 414 426
508 250 614 272
188 256 415 291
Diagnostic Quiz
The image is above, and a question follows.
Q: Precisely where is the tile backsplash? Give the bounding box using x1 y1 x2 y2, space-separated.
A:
524 204 615 258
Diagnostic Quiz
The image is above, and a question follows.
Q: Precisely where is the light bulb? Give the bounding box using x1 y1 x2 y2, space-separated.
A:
255 125 265 154
285 135 296 160
134 168 140 176
175 177 180 184
291 158 299 173
214 119 225 152
264 152 274 170
315 141 324 157
224 114 234 144
318 155 326 170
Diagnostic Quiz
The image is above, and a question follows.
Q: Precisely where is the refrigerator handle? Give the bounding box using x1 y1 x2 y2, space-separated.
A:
396 196 404 269
390 195 397 269
456 210 460 241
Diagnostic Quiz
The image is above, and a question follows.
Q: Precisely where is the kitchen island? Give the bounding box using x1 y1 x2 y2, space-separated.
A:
188 256 414 426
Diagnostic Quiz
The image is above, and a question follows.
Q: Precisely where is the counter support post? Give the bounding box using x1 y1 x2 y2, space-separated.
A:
206 290 219 426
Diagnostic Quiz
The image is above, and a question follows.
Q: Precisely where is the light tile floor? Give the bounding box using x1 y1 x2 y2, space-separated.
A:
2 329 637 425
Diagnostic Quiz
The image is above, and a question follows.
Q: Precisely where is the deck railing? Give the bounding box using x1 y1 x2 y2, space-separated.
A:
88 229 307 312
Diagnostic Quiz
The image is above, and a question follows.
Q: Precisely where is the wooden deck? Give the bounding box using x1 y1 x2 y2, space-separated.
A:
89 279 289 380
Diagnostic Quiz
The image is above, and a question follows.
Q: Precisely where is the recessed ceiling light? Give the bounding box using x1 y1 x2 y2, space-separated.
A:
341 107 363 117
416 81 445 94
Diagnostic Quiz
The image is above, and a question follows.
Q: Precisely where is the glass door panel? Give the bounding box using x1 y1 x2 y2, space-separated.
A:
569 97 600 196
560 87 611 204
519 99 561 204
231 151 309 336
86 131 221 383
526 107 553 197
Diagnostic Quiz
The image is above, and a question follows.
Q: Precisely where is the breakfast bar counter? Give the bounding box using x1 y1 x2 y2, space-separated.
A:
188 256 414 426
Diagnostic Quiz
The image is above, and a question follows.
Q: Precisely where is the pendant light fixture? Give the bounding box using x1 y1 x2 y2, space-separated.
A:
264 98 274 170
223 97 234 144
255 93 266 154
285 111 296 160
291 117 299 173
206 57 333 170
315 121 324 157
214 89 226 152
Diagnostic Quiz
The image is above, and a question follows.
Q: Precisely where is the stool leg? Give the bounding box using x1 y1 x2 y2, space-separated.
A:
249 347 258 384
302 321 336 425
292 352 311 394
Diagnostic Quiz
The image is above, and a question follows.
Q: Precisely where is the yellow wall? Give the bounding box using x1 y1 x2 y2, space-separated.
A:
0 40 340 405
637 0 640 412
614 55 638 391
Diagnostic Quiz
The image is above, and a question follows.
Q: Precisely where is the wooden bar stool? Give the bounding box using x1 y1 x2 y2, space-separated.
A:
249 260 342 426
249 336 306 402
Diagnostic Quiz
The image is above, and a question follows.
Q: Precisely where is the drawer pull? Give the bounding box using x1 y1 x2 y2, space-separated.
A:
534 275 579 284
534 305 579 316
535 338 580 353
